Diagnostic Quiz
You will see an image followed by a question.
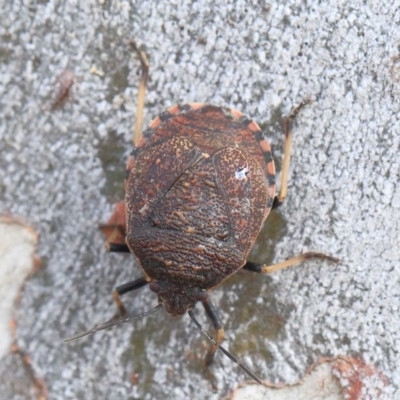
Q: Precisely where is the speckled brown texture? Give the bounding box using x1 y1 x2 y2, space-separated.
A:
125 104 275 315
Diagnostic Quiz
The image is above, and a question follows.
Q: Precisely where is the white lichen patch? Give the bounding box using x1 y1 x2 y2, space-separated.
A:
229 361 342 400
228 357 387 400
0 218 38 358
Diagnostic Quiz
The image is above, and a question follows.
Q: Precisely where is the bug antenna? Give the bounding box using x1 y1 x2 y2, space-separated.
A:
64 304 162 343
188 310 263 385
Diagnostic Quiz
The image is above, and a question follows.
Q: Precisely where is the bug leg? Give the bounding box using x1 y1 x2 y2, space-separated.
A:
112 277 149 316
189 310 263 386
201 297 225 366
99 222 127 253
273 97 311 209
243 252 339 274
107 243 130 253
65 278 150 342
130 39 149 145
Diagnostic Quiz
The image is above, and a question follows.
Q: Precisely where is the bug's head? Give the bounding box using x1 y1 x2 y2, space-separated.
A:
149 281 207 316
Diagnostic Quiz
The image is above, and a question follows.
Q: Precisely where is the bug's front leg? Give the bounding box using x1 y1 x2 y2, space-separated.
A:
273 98 311 209
112 277 149 316
201 297 225 366
243 251 339 274
129 39 149 146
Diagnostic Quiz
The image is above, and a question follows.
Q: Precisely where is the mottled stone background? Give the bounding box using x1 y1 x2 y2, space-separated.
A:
0 1 399 399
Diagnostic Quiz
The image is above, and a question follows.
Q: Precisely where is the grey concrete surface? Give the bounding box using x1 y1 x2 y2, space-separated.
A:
0 1 399 399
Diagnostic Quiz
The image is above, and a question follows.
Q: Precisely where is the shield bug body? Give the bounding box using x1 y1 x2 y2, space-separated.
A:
126 103 275 317
66 42 338 384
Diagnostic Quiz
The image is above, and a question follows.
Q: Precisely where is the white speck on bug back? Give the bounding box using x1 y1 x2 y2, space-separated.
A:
0 0 399 399
235 167 248 180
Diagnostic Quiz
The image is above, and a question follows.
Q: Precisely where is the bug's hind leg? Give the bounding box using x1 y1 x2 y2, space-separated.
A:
107 243 130 253
99 202 127 252
243 251 339 274
201 297 225 366
273 98 311 209
99 223 127 252
130 39 149 146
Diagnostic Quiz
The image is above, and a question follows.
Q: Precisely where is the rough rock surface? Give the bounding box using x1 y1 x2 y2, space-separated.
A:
0 1 399 399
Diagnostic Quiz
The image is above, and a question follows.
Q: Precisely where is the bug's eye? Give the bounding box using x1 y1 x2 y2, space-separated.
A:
149 282 161 293
194 291 208 301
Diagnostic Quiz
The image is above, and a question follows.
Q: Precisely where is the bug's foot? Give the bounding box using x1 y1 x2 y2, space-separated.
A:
202 363 218 392
112 289 128 318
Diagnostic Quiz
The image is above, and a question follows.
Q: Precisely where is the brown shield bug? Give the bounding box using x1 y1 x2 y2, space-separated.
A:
65 41 338 384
